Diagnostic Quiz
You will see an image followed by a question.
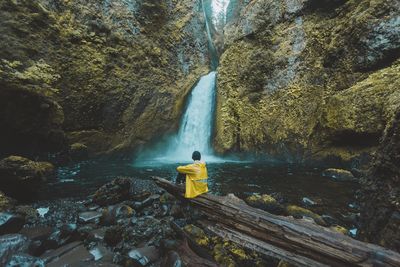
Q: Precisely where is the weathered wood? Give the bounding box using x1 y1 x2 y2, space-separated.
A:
154 177 400 267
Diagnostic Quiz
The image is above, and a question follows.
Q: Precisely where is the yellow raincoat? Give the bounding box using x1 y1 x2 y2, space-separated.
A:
177 161 208 198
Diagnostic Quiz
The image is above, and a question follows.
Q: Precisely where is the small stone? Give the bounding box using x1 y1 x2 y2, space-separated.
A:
128 246 160 266
349 228 358 237
162 251 182 267
302 197 317 207
79 211 102 223
88 227 106 241
37 207 49 217
322 168 356 181
89 244 112 262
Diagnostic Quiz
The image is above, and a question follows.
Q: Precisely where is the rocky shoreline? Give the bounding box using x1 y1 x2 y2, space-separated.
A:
0 172 364 267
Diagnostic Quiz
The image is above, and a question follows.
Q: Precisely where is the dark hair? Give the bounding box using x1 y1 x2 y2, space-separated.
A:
192 151 201 161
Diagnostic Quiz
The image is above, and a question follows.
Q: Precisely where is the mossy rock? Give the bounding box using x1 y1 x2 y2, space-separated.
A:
0 156 54 183
159 192 176 204
213 243 237 267
286 205 327 226
330 225 348 235
246 194 285 215
277 260 295 267
183 224 210 247
0 191 16 212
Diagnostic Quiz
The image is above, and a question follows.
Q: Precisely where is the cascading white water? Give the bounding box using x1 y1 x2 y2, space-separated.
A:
166 71 217 160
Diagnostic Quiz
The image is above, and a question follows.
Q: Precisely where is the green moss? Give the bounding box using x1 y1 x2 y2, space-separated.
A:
330 225 348 235
215 0 400 161
184 224 210 247
286 205 327 226
0 191 14 212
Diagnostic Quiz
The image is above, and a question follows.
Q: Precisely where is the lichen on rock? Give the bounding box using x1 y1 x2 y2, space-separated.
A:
215 0 400 164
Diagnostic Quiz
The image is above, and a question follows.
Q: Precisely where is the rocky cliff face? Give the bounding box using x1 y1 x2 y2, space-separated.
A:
359 109 400 251
215 0 400 164
0 0 210 158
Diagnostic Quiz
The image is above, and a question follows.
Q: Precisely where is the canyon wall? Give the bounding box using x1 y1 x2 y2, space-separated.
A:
215 0 400 165
0 0 210 158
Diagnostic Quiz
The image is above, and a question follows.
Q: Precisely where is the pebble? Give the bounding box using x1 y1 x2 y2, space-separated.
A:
37 208 49 218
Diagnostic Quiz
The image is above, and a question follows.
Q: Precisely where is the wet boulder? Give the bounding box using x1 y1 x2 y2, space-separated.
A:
286 205 327 226
0 156 54 183
322 168 356 181
92 177 132 206
0 234 30 266
245 194 285 215
0 156 54 199
5 254 44 267
0 212 25 235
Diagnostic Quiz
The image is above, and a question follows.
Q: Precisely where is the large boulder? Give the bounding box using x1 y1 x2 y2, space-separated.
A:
92 177 132 206
0 156 54 199
0 156 54 183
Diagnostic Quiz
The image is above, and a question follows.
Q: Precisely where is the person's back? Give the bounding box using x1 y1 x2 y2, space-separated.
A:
176 151 208 198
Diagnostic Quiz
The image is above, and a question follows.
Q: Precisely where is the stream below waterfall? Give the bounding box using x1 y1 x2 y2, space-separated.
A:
36 159 359 228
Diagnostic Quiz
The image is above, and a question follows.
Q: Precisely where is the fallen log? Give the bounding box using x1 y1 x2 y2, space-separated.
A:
154 177 400 267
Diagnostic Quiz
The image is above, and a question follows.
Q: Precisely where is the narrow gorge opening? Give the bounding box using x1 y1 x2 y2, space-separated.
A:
134 0 230 164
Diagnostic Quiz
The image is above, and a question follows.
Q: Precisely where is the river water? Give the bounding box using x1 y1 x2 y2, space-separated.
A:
39 159 359 227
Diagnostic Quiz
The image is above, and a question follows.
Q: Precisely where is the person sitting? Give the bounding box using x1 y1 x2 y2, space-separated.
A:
176 151 208 198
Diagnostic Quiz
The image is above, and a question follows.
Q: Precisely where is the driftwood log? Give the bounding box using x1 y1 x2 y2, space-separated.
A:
154 177 400 267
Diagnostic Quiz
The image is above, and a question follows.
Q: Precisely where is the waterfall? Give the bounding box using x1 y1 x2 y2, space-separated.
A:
166 71 217 161
134 0 230 165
